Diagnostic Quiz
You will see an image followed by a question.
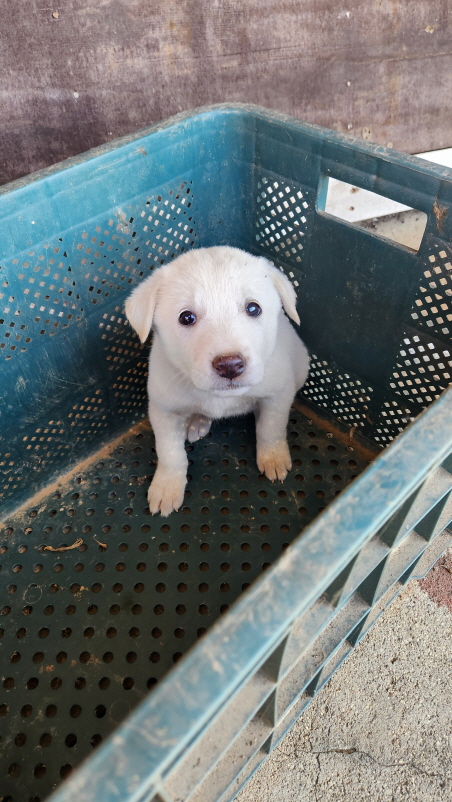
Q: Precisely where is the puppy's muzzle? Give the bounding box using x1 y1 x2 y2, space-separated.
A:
212 354 246 380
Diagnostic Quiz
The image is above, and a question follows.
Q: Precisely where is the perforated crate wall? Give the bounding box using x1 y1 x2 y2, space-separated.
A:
251 172 452 448
0 179 196 514
2 105 452 802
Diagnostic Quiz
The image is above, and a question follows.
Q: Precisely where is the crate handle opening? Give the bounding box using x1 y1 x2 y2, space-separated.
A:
317 176 428 253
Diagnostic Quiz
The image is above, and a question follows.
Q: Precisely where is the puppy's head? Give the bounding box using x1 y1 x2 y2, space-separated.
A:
125 246 299 396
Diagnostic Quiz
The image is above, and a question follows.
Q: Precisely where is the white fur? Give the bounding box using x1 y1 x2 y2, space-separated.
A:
125 246 310 516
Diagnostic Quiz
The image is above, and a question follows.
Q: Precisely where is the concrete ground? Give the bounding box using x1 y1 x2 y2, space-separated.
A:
357 208 428 252
236 548 452 802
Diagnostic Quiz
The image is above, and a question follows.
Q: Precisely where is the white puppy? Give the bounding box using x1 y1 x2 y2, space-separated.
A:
125 246 310 516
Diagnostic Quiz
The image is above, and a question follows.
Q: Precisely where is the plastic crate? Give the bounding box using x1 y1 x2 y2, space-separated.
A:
1 104 452 802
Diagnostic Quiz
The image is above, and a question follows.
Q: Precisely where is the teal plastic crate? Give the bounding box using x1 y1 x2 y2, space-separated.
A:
1 104 452 802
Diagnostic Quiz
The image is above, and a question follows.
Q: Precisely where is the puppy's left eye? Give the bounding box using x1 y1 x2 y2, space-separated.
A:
245 301 262 317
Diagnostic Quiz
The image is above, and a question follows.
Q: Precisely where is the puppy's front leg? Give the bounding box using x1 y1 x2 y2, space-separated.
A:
148 401 188 516
255 394 293 482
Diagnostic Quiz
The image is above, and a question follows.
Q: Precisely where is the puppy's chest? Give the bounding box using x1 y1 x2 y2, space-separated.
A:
178 393 256 421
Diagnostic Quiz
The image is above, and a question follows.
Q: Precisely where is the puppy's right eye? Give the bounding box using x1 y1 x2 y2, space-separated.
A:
179 310 197 326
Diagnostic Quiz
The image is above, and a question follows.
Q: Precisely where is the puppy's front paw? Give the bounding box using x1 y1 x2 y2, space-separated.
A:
257 440 292 482
148 470 186 516
186 413 212 443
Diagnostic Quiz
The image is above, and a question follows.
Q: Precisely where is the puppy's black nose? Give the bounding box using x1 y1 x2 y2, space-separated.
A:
212 354 245 380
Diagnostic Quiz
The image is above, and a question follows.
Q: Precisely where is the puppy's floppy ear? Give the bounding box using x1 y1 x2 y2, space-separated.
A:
264 260 300 325
125 270 162 343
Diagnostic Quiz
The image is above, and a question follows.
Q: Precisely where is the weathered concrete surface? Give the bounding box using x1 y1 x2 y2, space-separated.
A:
237 556 452 802
358 209 428 251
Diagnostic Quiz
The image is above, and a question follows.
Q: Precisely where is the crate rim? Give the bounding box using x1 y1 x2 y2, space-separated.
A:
2 102 452 205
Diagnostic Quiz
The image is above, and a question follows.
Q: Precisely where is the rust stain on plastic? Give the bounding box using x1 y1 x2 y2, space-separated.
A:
0 420 149 531
293 400 379 463
433 200 448 234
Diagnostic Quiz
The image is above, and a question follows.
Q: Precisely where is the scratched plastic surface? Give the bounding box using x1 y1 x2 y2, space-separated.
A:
0 409 372 801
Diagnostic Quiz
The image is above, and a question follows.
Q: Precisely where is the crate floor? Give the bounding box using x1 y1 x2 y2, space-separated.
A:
0 405 375 802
